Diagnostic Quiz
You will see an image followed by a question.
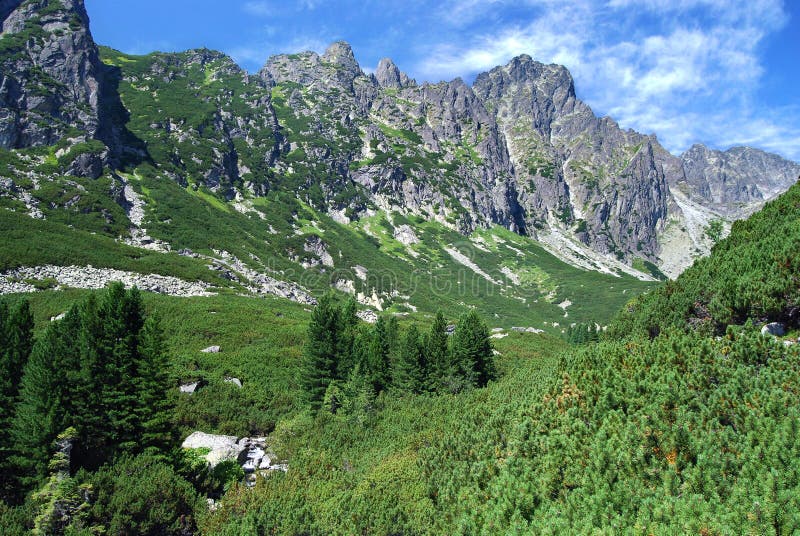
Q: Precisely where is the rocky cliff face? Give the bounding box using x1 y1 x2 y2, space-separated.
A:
1 1 797 278
259 42 526 233
474 55 670 261
0 0 103 151
678 144 800 217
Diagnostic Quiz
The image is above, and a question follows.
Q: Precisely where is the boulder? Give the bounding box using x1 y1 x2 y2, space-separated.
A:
201 345 221 353
761 322 785 337
179 381 202 394
356 309 378 324
182 432 243 468
224 377 242 388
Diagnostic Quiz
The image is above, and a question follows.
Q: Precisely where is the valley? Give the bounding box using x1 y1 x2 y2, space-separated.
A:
1 0 799 534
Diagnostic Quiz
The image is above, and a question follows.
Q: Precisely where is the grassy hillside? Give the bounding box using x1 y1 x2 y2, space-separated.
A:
1 148 655 331
0 46 657 329
193 181 800 535
3 181 800 534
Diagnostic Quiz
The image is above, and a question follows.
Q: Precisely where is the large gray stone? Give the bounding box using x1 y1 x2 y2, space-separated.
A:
761 322 786 337
182 432 243 468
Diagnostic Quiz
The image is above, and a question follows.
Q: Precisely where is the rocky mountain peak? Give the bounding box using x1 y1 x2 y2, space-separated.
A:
375 57 400 88
322 41 361 75
374 57 415 89
679 143 800 216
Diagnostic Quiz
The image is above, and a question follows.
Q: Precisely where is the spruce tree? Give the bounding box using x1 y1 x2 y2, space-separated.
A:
423 311 450 392
336 297 359 380
451 310 495 388
393 325 426 393
11 284 173 484
301 295 340 409
0 301 34 427
9 316 76 488
365 316 391 393
136 313 173 457
0 300 34 501
101 283 143 456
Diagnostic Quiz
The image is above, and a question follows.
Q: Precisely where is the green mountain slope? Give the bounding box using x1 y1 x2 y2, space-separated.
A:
609 179 800 338
197 174 800 535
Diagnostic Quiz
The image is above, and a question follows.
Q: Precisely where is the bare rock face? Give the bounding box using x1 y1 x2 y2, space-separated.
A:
2 7 796 279
473 55 670 261
374 58 414 89
0 0 103 149
678 144 800 217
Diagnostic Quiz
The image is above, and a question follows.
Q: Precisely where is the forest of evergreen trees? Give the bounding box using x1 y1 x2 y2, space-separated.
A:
302 296 497 412
0 287 498 534
0 284 198 535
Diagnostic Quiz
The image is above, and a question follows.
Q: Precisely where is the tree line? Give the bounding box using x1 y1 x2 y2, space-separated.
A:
302 296 497 411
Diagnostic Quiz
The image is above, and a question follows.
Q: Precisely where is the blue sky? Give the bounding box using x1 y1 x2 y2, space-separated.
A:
84 0 800 161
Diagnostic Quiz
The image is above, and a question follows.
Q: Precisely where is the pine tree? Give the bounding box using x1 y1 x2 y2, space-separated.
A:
393 325 426 393
340 363 376 423
364 316 391 393
136 312 173 457
0 300 35 501
451 310 495 388
335 297 359 380
423 311 450 392
301 295 340 410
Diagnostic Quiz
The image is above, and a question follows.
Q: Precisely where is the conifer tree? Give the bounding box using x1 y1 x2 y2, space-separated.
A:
9 316 77 488
301 295 340 409
336 297 359 379
365 316 391 393
136 313 173 457
424 311 450 391
386 316 400 357
451 310 495 388
11 284 174 486
340 363 376 422
0 300 35 501
393 325 426 393
0 301 34 426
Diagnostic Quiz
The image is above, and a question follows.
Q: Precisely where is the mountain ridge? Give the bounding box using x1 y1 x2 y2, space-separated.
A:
1 0 798 317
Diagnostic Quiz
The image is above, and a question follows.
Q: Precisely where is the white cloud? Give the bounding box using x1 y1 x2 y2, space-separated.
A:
413 0 798 160
418 2 591 79
243 1 273 16
243 0 323 16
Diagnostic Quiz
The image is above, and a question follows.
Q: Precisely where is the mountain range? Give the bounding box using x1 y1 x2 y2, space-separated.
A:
1 0 798 325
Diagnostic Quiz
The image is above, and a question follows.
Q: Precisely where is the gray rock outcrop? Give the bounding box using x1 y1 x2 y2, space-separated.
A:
679 145 800 217
0 0 103 150
0 264 213 296
182 432 288 485
761 322 786 337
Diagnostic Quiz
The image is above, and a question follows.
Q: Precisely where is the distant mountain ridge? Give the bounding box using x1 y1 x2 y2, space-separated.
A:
1 0 798 289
